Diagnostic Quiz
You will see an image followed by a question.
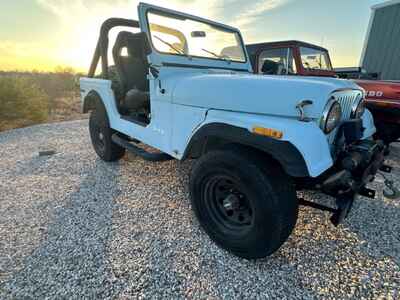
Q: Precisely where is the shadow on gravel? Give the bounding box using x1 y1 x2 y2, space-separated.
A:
1 160 125 299
346 190 400 265
345 142 400 264
130 161 316 299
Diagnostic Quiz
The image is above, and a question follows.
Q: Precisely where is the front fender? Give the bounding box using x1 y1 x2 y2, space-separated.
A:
185 110 333 178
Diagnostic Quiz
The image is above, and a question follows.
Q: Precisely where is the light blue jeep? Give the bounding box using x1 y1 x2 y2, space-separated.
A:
80 3 387 259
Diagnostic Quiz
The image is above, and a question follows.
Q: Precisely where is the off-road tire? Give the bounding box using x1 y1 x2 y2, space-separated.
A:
89 103 125 161
189 147 298 259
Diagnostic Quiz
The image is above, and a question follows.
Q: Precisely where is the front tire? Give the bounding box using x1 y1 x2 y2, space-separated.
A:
189 148 298 259
89 103 125 162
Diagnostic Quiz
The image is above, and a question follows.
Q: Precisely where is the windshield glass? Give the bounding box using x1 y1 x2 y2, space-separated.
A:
147 11 246 63
300 47 332 71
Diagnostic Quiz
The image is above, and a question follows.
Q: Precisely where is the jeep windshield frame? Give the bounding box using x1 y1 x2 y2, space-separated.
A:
146 10 246 63
138 3 252 72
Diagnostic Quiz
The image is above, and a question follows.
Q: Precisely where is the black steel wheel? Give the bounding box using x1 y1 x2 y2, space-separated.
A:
90 121 107 154
190 147 298 259
89 102 125 162
204 175 254 234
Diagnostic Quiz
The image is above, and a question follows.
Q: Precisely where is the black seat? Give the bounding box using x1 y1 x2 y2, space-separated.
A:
261 59 279 75
113 31 150 113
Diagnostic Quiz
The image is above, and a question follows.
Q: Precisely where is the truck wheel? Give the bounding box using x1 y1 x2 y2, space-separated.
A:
89 103 125 161
189 148 298 259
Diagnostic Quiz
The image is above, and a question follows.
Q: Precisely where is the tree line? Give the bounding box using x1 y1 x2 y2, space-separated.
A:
0 67 82 131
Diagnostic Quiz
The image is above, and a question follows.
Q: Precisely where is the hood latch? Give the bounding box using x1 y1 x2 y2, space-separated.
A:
296 100 313 122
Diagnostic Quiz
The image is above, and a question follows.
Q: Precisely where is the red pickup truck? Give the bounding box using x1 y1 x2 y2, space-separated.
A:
246 41 400 145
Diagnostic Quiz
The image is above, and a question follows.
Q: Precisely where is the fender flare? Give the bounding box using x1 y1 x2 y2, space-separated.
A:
182 123 309 177
82 90 103 113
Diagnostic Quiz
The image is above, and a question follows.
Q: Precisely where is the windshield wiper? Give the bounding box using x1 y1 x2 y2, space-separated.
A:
201 48 221 58
153 35 184 55
201 48 232 63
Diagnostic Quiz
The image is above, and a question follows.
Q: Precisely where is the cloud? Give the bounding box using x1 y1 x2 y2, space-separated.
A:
234 0 291 28
36 0 290 28
175 0 292 31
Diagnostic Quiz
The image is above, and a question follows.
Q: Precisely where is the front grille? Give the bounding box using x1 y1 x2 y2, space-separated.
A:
327 89 363 145
333 90 363 120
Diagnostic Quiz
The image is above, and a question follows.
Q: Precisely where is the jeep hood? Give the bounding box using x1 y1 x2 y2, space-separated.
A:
171 72 361 119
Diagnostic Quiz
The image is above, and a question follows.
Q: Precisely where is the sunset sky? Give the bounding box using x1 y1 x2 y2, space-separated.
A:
0 0 387 72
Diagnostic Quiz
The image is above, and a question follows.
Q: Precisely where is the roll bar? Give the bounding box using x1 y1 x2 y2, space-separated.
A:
88 17 190 78
88 18 140 78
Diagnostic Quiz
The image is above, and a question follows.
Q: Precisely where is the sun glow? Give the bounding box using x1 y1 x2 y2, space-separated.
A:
52 0 222 73
37 1 191 72
58 24 103 72
1 0 295 72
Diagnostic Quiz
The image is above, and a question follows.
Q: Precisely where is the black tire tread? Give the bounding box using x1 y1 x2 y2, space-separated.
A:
89 102 125 162
190 146 298 259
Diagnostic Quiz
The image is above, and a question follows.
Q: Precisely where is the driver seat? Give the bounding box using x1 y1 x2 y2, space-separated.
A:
113 31 150 113
261 59 279 75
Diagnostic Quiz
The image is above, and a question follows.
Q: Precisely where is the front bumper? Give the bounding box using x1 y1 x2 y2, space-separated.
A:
300 139 387 225
322 139 385 197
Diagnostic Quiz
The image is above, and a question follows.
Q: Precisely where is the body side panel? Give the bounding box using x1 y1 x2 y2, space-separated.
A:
80 77 177 157
170 104 209 156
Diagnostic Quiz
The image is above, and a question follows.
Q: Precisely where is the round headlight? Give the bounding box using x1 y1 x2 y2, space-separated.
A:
351 97 365 118
320 99 342 134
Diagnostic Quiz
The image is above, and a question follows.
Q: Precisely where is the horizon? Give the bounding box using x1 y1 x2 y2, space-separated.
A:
0 0 387 72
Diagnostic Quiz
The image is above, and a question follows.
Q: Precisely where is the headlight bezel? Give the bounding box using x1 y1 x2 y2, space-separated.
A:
320 98 342 134
350 94 366 119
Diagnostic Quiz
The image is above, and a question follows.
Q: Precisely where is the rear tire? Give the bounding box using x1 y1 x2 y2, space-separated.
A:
89 103 125 162
189 148 298 259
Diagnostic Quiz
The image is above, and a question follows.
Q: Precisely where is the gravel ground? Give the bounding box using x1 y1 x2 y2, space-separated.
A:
0 120 399 299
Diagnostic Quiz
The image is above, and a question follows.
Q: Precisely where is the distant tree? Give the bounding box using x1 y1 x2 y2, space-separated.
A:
54 66 76 75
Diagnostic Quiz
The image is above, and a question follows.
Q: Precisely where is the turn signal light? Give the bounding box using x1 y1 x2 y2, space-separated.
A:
252 127 283 139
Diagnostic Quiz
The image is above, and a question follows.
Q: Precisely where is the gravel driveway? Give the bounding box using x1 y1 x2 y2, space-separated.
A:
0 120 399 299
